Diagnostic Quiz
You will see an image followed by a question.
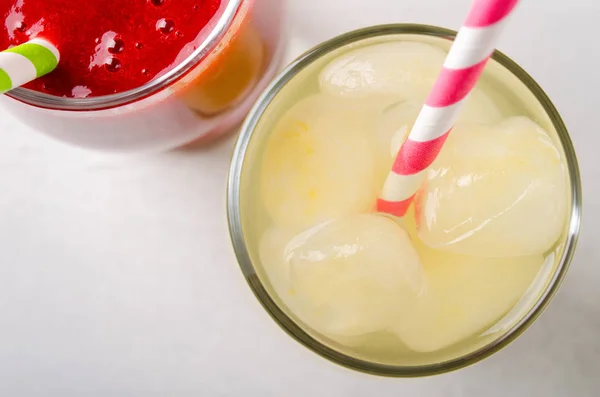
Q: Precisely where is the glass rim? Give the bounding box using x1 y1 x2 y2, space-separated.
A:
227 23 583 377
5 0 244 111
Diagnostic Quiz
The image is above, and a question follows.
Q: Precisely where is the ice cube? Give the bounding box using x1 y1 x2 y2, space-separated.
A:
260 229 395 348
319 41 447 104
393 232 543 352
260 94 380 231
415 117 568 257
286 214 424 337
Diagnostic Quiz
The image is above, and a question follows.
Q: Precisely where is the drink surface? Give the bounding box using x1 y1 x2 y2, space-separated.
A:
245 37 570 364
1 0 222 97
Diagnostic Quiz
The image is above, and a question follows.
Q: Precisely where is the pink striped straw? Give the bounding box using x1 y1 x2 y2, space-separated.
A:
377 0 520 217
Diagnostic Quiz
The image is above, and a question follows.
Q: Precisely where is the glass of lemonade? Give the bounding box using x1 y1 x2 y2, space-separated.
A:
0 0 284 152
227 24 582 376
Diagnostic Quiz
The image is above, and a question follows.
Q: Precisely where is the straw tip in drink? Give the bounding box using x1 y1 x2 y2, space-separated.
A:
377 197 413 217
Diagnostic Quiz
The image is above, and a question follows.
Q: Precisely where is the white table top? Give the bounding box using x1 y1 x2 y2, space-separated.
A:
1 0 598 396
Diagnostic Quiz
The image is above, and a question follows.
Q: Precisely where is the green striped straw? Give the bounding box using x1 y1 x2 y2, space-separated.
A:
0 38 60 94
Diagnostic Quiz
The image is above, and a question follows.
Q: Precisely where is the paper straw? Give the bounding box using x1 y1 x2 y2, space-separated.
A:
0 38 60 94
377 0 520 217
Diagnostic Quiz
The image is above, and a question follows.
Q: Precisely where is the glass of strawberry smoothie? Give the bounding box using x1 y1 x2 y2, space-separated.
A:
0 0 284 152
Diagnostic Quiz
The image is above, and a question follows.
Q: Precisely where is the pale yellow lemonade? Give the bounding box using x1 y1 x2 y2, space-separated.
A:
240 35 570 365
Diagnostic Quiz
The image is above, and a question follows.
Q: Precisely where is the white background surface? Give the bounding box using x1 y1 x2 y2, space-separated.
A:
0 0 598 396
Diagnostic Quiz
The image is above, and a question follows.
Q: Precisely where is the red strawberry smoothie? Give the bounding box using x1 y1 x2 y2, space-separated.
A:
1 0 222 98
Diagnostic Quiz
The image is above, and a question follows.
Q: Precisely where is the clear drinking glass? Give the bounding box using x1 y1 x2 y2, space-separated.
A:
227 24 582 376
0 0 285 152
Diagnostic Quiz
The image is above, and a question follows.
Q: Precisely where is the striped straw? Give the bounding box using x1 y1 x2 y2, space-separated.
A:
377 0 520 217
0 38 60 94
